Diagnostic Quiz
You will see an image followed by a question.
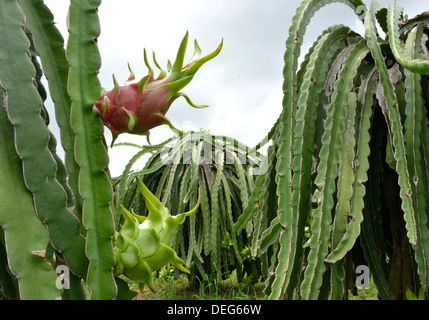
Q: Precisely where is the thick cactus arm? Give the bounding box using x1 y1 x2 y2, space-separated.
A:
0 84 59 299
299 40 369 300
329 92 357 299
0 0 88 279
388 2 429 75
23 24 75 209
326 68 377 269
365 2 417 246
270 0 365 300
18 0 82 221
288 25 358 297
66 0 117 299
403 24 429 292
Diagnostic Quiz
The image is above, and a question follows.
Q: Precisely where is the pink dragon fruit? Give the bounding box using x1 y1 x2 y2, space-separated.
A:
93 32 222 145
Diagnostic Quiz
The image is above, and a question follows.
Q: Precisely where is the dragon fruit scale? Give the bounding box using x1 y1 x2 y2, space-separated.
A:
93 32 223 145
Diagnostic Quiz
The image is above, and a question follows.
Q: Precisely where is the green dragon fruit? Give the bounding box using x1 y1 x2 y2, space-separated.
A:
93 32 222 145
114 177 199 292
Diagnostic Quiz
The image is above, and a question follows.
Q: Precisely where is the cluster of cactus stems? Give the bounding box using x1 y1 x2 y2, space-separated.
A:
114 131 264 284
239 0 429 299
1 0 429 301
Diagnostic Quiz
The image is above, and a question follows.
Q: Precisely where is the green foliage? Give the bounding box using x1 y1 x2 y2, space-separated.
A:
244 0 429 300
67 0 117 300
0 0 115 299
113 130 264 285
0 82 59 300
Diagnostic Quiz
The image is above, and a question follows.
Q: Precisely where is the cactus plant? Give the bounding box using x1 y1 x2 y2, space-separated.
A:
0 0 219 300
239 0 429 300
1 0 429 301
0 0 95 300
113 130 265 285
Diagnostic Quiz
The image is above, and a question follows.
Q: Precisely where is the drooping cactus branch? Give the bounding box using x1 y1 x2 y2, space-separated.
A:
241 0 429 300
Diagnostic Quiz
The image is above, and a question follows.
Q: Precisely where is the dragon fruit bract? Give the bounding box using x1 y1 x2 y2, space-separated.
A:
93 32 222 145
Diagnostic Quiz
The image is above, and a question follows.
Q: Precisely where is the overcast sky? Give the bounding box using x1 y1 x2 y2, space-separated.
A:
42 0 425 177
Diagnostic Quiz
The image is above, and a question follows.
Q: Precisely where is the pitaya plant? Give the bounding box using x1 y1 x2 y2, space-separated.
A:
0 0 221 300
114 178 200 292
93 32 223 145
